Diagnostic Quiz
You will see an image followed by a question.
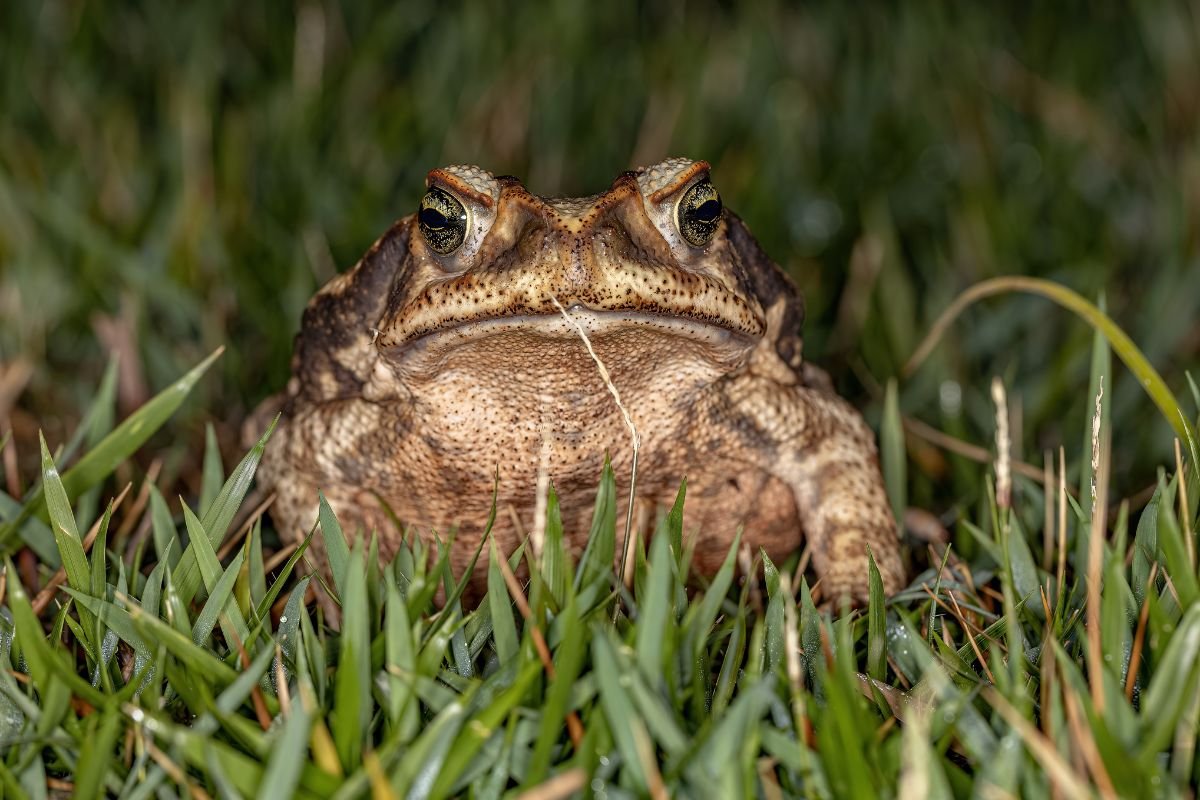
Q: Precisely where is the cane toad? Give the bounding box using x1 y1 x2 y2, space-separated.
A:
250 158 904 604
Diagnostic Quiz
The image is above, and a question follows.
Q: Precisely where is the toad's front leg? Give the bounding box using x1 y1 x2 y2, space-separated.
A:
719 375 905 605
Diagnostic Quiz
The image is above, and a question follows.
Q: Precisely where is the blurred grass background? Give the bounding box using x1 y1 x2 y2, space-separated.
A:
1 0 1198 505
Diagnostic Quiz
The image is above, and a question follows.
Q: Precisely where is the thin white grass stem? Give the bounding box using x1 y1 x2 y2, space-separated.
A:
550 297 641 589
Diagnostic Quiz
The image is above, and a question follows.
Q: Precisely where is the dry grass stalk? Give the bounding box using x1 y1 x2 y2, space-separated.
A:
1085 379 1109 715
550 297 641 588
991 378 1012 510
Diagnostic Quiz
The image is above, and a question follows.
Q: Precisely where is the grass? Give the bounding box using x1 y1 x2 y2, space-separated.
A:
0 296 1198 797
3 1 1200 796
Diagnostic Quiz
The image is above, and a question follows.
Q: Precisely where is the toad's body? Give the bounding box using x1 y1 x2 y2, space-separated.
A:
252 158 903 603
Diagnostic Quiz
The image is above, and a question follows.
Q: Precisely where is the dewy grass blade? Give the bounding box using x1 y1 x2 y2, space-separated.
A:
428 661 542 800
192 550 247 648
685 528 742 665
148 486 180 569
72 709 122 800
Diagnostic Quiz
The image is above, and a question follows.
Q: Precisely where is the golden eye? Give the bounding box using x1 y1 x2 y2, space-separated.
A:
676 179 723 247
418 187 468 253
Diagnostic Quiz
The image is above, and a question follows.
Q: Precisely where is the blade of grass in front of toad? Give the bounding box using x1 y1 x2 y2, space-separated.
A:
575 459 617 594
684 527 742 667
526 594 588 785
384 577 420 739
257 682 313 800
592 627 649 792
540 485 572 608
429 660 543 800
172 414 276 605
178 504 251 648
487 540 519 664
318 492 348 601
635 522 673 690
332 541 372 771
387 699 469 800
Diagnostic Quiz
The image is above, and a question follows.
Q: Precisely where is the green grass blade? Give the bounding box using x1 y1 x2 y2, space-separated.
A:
1138 603 1200 759
192 550 247 648
258 696 313 800
575 460 617 593
540 486 571 607
429 661 542 799
686 528 742 665
881 378 906 524
390 701 467 799
0 348 224 548
148 486 180 569
384 579 419 738
172 415 276 604
1132 483 1162 607
527 597 587 783
487 540 519 664
38 434 95 642
200 422 225 517
867 550 887 681
592 628 648 791
72 709 122 800
318 492 349 600
332 542 371 770
905 277 1197 448
635 525 673 689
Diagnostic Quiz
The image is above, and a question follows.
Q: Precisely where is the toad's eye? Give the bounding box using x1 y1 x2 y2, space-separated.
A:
677 179 723 247
418 188 468 253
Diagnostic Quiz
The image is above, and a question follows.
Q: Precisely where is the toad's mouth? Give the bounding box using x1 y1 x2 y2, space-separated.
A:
374 265 766 357
378 306 762 382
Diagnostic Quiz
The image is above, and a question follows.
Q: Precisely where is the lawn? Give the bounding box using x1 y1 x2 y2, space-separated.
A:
1 2 1199 797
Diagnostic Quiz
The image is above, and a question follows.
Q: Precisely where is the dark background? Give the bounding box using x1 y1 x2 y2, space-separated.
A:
2 1 1198 509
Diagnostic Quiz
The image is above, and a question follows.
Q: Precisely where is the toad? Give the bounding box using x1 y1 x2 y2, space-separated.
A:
249 158 904 604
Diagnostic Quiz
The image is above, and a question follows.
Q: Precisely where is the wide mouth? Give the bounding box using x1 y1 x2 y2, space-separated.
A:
381 306 760 372
376 261 766 351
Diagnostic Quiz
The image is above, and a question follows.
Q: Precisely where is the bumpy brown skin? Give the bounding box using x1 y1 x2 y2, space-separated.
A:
249 158 904 605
